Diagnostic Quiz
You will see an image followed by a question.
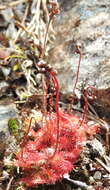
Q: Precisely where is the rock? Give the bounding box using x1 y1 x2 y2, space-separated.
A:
0 102 17 137
0 102 18 159
49 0 110 93
93 171 102 180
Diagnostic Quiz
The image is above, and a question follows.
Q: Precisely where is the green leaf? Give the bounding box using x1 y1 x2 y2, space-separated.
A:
12 63 20 71
8 118 19 136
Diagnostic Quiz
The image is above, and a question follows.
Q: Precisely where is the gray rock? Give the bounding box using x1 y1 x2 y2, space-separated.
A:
0 103 17 136
0 102 18 157
93 171 102 180
49 0 110 93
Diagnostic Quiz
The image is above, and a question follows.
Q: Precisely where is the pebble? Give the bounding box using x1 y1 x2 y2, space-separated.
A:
93 171 102 180
0 103 17 136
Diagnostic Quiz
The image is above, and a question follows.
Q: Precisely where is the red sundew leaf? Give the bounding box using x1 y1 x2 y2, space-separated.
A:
63 148 82 162
14 109 99 186
15 146 47 168
48 154 73 174
59 111 79 126
19 173 47 186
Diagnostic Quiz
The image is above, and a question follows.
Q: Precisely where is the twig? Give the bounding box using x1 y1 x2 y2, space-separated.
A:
64 173 94 190
21 0 41 36
6 176 14 190
95 157 110 173
15 21 33 36
0 0 28 10
14 2 29 43
41 18 51 58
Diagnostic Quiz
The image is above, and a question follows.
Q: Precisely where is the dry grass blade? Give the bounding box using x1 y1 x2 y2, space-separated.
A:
6 176 14 190
0 0 28 10
14 3 29 43
96 157 110 173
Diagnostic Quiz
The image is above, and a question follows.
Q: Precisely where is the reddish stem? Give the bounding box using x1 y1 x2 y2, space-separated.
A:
79 89 88 126
48 70 59 159
73 47 82 94
41 1 60 59
20 117 36 162
79 86 96 126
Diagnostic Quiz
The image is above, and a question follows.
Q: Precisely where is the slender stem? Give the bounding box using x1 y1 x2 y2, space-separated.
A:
20 117 36 147
81 86 97 125
73 51 82 94
20 117 36 162
79 89 88 126
41 18 52 58
70 47 82 111
6 177 14 190
49 71 59 159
